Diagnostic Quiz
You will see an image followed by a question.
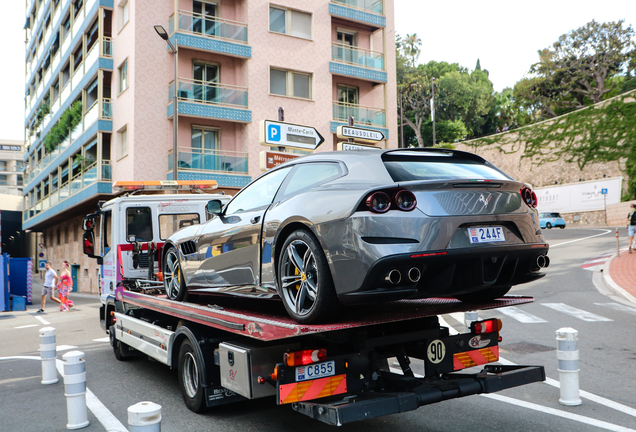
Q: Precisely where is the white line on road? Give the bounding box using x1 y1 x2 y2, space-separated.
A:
34 316 50 325
594 303 636 316
0 356 128 432
482 394 636 432
56 345 78 352
15 324 38 329
542 303 613 322
438 316 459 335
496 306 548 323
93 337 110 342
550 229 612 248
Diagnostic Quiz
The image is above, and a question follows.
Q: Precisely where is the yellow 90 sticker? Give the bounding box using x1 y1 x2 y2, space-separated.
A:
427 339 446 364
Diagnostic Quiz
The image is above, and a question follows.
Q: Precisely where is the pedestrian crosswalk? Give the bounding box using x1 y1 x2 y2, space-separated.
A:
442 302 636 327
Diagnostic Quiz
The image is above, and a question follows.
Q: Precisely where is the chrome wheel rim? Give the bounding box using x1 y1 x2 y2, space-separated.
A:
281 239 318 316
164 249 181 299
182 352 199 398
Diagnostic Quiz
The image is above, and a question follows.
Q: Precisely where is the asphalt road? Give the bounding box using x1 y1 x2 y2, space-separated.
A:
2 228 635 431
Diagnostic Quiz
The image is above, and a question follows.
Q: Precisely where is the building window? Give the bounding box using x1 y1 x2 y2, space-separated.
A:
269 6 312 39
270 68 312 99
117 125 128 160
193 1 217 34
64 226 69 244
57 228 61 245
118 0 129 31
191 127 218 170
72 43 83 72
118 60 128 94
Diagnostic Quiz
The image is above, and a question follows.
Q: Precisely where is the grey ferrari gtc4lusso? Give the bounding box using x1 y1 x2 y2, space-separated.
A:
162 148 549 323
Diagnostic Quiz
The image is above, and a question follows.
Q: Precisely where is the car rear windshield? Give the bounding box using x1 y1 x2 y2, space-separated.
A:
382 152 510 182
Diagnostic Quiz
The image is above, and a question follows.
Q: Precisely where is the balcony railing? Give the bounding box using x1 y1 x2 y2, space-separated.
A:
333 101 386 127
102 37 113 57
171 10 248 44
331 43 384 70
169 78 248 108
168 147 248 174
102 98 112 119
331 0 383 14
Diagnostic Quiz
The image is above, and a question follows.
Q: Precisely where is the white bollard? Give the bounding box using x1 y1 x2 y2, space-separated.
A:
39 327 58 385
464 311 479 328
128 401 162 432
556 327 582 406
63 350 90 429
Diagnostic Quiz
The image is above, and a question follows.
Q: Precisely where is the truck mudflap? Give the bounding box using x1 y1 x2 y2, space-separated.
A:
291 365 546 426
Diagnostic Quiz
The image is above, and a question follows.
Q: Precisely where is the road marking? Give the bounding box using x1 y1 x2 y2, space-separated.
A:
56 345 78 352
448 312 468 328
34 316 50 325
542 303 613 322
550 229 612 248
595 302 636 316
496 306 548 323
438 316 459 335
482 394 636 432
93 337 110 342
15 324 38 329
0 356 128 432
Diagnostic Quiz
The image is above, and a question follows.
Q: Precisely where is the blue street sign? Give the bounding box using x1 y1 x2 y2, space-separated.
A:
267 124 281 142
601 188 608 195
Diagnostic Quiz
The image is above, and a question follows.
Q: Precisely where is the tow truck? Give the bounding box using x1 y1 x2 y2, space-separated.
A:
82 181 545 426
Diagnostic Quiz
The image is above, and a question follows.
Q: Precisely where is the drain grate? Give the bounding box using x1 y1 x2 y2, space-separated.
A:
500 342 554 354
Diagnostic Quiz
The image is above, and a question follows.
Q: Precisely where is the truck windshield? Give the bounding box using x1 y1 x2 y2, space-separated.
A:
126 207 153 242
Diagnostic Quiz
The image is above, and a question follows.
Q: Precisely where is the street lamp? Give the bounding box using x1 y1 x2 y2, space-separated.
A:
154 25 179 181
431 77 436 146
399 82 418 149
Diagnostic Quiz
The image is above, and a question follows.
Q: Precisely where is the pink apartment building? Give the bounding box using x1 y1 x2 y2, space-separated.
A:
22 0 397 292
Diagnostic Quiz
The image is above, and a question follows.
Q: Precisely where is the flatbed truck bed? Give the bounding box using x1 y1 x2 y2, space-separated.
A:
103 289 545 425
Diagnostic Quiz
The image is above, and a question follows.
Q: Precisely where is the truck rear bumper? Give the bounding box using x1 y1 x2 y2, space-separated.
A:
291 365 545 426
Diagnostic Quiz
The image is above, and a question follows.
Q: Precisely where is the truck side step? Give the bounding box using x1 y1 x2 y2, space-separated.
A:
291 365 545 426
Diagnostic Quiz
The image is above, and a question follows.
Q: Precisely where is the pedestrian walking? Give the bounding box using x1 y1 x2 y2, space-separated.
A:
628 203 636 254
38 262 61 313
58 261 74 312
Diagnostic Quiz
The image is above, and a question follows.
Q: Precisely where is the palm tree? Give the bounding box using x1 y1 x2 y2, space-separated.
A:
404 33 422 67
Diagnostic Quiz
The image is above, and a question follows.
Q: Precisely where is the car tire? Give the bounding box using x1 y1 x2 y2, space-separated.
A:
163 246 187 301
278 229 343 324
178 339 206 413
455 286 511 303
110 325 130 361
546 222 552 229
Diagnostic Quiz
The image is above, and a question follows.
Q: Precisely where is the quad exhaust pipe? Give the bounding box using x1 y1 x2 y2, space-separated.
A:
408 267 421 283
385 269 402 285
537 255 550 269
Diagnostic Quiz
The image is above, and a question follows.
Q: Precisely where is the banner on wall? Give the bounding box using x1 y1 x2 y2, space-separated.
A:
535 177 623 214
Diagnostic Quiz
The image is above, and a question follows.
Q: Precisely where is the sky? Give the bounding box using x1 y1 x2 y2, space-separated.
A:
0 1 635 141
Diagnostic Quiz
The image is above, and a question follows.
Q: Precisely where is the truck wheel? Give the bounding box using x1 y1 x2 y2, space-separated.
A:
110 325 129 361
178 339 205 413
278 229 342 324
163 246 187 301
455 286 511 303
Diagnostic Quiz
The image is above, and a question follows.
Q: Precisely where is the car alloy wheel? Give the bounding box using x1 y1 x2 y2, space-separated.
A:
164 246 186 301
279 229 342 323
546 222 552 229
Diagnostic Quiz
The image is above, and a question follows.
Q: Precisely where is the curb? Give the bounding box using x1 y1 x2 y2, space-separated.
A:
602 253 636 304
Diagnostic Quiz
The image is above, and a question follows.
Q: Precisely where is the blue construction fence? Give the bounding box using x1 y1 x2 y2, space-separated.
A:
0 254 33 312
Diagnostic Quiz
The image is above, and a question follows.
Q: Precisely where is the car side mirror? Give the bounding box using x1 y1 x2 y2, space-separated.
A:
206 200 223 215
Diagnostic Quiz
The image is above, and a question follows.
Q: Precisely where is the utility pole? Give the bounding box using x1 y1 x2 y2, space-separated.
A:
431 77 436 147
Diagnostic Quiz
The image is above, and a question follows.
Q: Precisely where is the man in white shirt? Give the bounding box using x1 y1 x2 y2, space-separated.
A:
38 262 61 313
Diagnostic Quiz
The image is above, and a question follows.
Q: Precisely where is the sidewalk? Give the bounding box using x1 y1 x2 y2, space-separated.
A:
604 249 636 304
27 275 99 310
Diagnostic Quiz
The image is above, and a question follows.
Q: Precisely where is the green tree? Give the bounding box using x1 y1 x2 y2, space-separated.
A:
403 33 422 68
530 20 636 110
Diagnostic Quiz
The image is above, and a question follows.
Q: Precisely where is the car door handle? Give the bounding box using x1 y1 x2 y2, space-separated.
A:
250 216 261 224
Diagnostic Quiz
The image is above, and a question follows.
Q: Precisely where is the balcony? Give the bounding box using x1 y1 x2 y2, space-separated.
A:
168 78 251 123
333 101 385 127
169 10 251 58
329 0 386 28
330 43 387 83
167 147 251 187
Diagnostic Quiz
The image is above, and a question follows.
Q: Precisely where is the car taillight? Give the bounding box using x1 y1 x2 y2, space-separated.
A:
471 318 503 334
366 192 391 213
283 349 327 367
520 187 537 208
394 190 417 211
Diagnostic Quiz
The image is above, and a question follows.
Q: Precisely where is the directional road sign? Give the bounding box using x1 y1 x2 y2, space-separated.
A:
337 142 380 151
259 151 300 171
336 125 385 144
259 120 325 151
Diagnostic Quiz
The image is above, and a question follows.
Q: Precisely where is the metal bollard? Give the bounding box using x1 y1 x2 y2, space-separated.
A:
128 401 162 432
39 327 58 385
556 327 582 406
464 311 478 328
63 351 90 429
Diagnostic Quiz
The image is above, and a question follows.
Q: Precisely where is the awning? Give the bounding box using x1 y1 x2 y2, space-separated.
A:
23 17 30 29
86 77 98 94
85 138 97 153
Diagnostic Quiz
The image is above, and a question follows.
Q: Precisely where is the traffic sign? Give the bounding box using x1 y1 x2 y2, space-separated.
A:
336 125 385 144
259 120 325 151
259 151 300 171
337 142 380 151
601 188 608 195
